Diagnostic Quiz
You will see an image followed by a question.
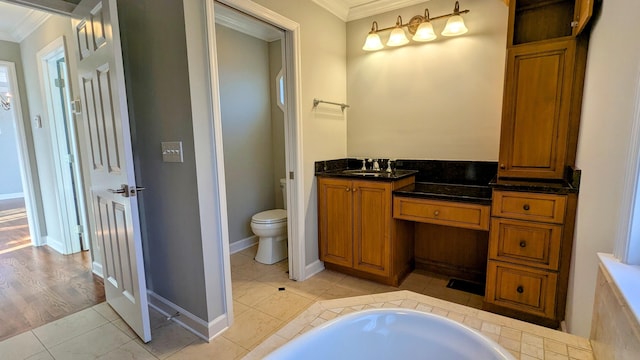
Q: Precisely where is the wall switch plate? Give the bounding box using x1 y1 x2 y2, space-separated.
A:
161 141 183 163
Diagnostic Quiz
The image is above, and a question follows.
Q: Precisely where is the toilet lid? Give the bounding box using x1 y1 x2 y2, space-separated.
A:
252 209 287 224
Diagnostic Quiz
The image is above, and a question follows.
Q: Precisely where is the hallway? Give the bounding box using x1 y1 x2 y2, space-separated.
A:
0 198 105 341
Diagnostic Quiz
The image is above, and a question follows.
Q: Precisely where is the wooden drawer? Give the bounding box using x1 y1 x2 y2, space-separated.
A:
393 197 490 231
485 261 557 318
492 191 567 224
489 218 562 270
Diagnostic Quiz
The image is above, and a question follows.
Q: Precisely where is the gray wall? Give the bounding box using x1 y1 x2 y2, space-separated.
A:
216 25 276 244
0 60 23 196
268 40 286 209
118 0 208 320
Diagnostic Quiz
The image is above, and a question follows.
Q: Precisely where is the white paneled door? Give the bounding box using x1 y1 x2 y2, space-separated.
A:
73 0 151 342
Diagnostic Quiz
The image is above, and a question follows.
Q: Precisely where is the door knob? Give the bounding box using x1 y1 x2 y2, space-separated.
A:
108 184 128 196
108 187 126 194
108 184 145 197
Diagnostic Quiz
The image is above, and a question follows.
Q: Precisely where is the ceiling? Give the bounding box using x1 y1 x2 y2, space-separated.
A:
0 1 50 43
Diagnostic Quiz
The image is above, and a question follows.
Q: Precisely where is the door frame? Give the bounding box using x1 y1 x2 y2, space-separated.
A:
210 0 306 277
35 36 89 254
204 0 305 321
0 60 41 248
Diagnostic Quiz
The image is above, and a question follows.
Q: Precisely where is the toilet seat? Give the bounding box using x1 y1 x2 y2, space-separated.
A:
251 209 287 224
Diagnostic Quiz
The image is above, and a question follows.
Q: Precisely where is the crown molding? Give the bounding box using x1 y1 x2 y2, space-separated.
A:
313 0 433 22
12 9 50 42
348 0 432 21
312 0 349 21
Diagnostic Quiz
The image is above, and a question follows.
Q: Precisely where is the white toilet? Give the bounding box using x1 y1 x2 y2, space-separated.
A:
251 178 288 264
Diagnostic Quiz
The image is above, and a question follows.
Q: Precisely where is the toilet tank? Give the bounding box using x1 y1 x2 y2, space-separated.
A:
280 178 287 210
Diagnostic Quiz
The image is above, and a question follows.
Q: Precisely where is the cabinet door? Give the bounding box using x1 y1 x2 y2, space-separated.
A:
318 178 353 267
498 39 576 179
352 180 391 277
573 0 593 36
486 261 558 319
489 218 563 270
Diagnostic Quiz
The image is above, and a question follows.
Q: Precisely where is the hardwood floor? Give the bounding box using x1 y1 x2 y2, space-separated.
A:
0 199 105 341
0 199 30 253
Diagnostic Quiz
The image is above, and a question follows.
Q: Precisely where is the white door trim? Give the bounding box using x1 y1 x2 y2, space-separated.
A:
202 0 306 325
36 36 88 254
0 60 41 247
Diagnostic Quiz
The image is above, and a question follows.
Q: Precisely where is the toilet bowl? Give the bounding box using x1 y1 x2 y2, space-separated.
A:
251 179 288 264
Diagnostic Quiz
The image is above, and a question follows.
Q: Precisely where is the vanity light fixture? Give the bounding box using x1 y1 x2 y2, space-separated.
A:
0 93 10 111
362 1 470 51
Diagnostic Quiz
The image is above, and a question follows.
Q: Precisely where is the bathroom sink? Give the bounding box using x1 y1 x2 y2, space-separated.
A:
341 170 384 177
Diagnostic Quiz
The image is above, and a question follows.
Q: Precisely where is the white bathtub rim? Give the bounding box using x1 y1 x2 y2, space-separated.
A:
264 307 516 359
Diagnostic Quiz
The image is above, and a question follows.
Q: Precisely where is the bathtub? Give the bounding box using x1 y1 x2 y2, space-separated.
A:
265 308 516 360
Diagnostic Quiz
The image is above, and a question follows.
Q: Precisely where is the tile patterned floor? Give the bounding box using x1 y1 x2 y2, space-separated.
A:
0 245 593 359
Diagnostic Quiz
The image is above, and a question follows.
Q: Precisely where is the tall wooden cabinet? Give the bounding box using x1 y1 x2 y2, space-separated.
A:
486 0 593 328
318 176 414 285
498 0 592 180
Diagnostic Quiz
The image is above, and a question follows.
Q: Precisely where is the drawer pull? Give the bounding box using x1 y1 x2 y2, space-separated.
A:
434 210 440 216
516 286 524 294
523 204 530 211
519 240 527 248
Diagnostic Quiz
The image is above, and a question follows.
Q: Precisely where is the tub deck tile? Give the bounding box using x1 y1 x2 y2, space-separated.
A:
244 291 593 360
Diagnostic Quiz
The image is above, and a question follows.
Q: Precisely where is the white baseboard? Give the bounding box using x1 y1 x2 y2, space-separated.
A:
147 290 229 341
304 260 325 280
44 236 67 255
229 235 258 254
92 261 104 278
0 193 24 200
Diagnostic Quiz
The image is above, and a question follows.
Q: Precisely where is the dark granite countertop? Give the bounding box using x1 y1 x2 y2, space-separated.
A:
489 175 579 194
393 182 493 205
315 168 419 181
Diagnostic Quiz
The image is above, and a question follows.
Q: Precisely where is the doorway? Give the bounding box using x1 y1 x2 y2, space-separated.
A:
206 0 306 325
0 2 105 342
214 3 288 266
36 36 88 254
0 59 104 342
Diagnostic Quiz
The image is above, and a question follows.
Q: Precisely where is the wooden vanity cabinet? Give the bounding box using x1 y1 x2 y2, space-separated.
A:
485 190 578 327
498 0 592 180
318 176 414 285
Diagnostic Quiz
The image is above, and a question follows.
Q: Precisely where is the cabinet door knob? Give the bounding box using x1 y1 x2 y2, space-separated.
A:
500 164 505 169
516 286 524 294
345 188 350 192
352 188 357 192
523 204 530 211
434 210 440 216
519 240 527 248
